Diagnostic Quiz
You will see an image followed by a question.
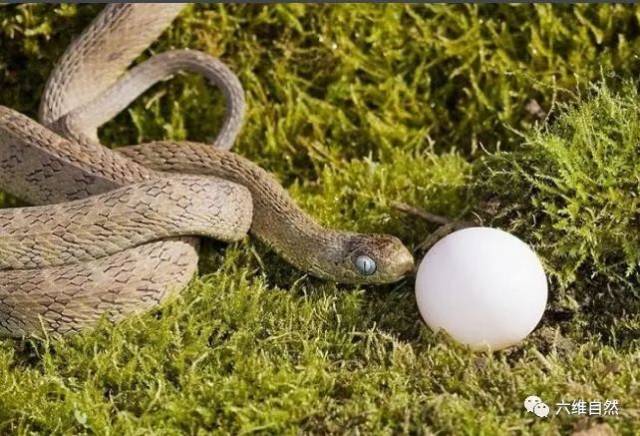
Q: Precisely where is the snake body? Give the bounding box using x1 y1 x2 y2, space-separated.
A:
0 4 413 337
0 175 251 271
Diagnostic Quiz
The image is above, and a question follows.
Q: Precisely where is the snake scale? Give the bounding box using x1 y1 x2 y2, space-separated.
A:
0 4 414 337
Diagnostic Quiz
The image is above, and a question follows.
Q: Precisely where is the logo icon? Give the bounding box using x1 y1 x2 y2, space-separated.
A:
524 395 550 418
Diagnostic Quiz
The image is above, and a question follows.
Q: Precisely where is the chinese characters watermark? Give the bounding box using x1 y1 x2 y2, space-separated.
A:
554 399 619 416
524 396 620 418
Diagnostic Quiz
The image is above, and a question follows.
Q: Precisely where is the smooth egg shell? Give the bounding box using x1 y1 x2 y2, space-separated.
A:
415 227 548 351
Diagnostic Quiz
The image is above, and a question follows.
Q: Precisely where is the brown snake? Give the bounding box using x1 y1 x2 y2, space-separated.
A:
0 4 414 337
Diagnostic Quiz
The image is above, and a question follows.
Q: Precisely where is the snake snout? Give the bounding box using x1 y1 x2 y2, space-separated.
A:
380 241 414 283
394 245 415 277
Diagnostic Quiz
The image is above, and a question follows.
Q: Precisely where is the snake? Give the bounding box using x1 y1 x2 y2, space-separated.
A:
0 4 414 337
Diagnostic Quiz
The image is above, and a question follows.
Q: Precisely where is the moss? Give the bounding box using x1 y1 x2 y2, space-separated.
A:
474 81 640 291
0 4 639 434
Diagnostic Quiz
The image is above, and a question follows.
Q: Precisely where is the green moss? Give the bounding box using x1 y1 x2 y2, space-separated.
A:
0 4 639 434
474 81 640 291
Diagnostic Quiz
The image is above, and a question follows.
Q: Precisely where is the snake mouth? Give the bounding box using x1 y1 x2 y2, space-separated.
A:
388 249 415 282
381 235 415 281
399 255 416 277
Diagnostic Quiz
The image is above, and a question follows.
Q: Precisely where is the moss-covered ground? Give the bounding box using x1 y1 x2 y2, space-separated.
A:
0 4 638 434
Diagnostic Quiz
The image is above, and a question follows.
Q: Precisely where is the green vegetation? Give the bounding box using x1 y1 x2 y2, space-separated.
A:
0 4 638 434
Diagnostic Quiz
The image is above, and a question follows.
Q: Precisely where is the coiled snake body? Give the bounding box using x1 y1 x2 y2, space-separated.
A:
0 4 413 337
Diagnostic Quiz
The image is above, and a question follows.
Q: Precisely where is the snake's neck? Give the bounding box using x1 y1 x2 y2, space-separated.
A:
250 193 347 279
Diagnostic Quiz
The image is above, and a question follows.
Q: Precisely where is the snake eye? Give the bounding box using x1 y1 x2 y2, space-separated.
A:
355 255 377 276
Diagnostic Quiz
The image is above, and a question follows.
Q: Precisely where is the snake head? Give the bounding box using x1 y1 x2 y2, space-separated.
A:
338 233 414 284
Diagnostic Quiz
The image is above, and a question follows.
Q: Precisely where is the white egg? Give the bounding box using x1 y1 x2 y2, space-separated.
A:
415 227 547 351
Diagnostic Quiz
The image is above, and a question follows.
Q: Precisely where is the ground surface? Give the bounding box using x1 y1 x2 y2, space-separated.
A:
0 4 639 434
